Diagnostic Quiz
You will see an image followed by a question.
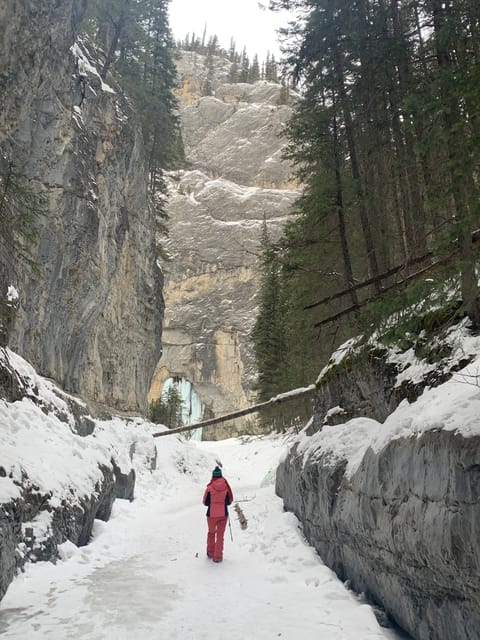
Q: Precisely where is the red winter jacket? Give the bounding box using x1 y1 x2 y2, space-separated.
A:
203 477 233 518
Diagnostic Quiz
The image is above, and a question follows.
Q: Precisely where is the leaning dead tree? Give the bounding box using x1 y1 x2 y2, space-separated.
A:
152 384 317 438
307 228 480 328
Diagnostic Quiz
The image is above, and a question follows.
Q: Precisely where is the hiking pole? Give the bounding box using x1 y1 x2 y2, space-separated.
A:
228 516 233 542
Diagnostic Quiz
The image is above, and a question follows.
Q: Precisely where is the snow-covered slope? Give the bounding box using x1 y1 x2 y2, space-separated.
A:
3 322 479 639
0 347 158 601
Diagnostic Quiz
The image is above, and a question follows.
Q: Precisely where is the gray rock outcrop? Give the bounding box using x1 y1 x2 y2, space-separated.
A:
181 83 296 189
0 0 163 412
0 463 117 603
276 337 480 640
150 51 300 437
307 341 472 435
277 430 480 640
0 462 117 601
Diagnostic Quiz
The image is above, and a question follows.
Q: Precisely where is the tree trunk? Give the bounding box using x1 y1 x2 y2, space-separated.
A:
101 16 125 79
152 385 317 438
430 0 480 326
389 0 427 260
331 44 381 293
333 112 359 308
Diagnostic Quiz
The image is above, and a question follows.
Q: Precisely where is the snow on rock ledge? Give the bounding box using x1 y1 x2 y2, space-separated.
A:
0 349 158 602
276 325 480 640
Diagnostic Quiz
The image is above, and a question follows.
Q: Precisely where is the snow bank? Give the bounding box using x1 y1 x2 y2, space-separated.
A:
316 335 363 383
1 395 110 506
0 348 158 568
0 430 399 639
3 347 85 415
297 417 381 476
297 322 480 477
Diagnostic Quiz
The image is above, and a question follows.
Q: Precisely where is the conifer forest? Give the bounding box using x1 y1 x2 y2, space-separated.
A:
253 0 480 413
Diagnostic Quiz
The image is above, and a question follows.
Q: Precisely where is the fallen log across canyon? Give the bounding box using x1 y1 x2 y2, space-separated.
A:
152 384 317 438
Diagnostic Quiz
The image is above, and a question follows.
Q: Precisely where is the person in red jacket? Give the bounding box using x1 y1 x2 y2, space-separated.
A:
203 465 234 563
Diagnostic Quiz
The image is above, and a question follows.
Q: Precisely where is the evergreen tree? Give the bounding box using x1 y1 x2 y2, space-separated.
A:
251 219 287 401
228 37 237 62
261 0 480 398
264 52 278 82
239 47 250 82
249 54 260 83
0 156 45 345
206 34 219 55
82 0 184 192
228 60 239 83
203 45 215 96
0 157 44 274
150 383 184 428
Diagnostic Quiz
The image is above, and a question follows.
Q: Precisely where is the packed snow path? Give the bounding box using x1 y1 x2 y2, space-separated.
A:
0 434 402 639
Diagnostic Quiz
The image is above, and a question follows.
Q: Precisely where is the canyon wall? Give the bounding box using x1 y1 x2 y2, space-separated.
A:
276 332 480 640
0 0 163 412
150 51 299 437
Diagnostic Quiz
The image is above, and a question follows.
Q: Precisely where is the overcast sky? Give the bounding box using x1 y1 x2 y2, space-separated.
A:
168 0 291 61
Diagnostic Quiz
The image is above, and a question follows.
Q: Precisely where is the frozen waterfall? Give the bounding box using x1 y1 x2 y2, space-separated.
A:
161 377 204 440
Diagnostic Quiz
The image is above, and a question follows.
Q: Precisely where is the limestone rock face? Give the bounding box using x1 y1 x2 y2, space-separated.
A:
150 52 299 437
181 84 295 188
277 430 480 640
0 1 163 412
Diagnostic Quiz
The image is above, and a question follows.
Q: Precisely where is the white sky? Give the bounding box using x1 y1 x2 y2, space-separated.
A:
168 0 291 61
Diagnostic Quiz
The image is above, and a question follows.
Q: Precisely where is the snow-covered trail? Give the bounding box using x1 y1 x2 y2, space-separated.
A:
0 434 402 639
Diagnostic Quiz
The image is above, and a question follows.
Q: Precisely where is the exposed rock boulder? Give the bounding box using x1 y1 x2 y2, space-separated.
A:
0 0 163 413
307 331 473 435
112 460 136 501
0 464 116 602
277 430 480 640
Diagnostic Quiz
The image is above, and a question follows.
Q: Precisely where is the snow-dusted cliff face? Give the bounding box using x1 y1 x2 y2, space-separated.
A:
276 323 480 640
150 51 299 437
0 0 163 412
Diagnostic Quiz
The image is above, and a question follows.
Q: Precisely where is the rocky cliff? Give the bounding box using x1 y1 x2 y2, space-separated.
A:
0 0 163 412
276 324 480 640
149 51 299 437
